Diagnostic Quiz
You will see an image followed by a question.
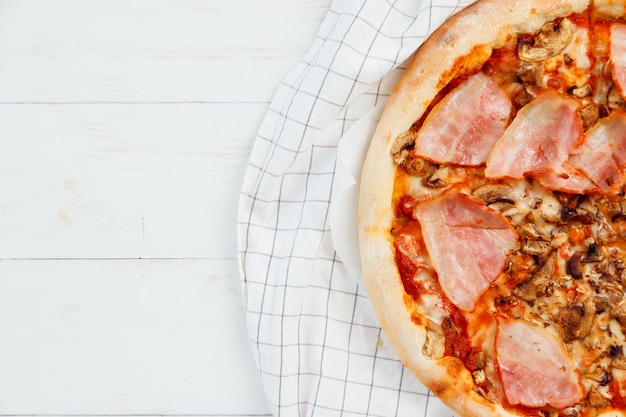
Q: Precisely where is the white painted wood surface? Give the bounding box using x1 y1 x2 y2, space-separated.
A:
0 0 331 415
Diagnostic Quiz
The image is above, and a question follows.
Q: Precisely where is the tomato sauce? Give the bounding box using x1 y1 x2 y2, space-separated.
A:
610 381 626 410
439 299 482 372
392 216 430 301
394 243 422 300
395 194 417 218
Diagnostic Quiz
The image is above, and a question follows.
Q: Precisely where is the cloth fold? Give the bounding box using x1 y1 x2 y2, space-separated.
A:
237 1 474 415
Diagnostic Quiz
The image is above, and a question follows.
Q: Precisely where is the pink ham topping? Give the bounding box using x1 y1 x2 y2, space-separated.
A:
413 72 513 166
496 319 583 409
536 163 598 194
485 92 582 180
611 23 626 97
413 192 517 311
568 111 626 193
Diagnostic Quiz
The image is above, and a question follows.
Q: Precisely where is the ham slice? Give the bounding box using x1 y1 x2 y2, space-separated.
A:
568 111 626 193
413 72 512 166
413 192 517 311
536 163 598 194
611 23 626 97
496 318 583 409
485 92 582 180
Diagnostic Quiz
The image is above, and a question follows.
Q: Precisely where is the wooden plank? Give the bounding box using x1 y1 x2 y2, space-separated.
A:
0 1 333 416
0 56 299 104
0 413 272 417
0 102 262 259
0 258 269 415
0 0 331 103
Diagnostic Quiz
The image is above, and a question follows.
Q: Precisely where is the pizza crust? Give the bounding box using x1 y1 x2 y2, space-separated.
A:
358 0 593 416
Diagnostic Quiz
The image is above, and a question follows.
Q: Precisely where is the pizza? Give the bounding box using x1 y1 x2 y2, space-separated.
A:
358 0 626 416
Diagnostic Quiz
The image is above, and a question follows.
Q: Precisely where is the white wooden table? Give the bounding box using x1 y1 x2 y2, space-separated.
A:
0 0 331 415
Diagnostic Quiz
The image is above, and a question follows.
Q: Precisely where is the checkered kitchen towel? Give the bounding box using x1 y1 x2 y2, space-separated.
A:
237 0 475 416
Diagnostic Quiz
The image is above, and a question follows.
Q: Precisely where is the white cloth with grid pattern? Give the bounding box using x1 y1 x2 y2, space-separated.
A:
237 0 475 416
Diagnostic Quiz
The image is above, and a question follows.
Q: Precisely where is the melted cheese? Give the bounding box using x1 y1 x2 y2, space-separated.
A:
594 0 626 18
543 22 592 89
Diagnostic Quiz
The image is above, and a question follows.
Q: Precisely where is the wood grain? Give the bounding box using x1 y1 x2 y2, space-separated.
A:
0 0 332 415
0 0 330 103
0 259 265 414
0 102 258 259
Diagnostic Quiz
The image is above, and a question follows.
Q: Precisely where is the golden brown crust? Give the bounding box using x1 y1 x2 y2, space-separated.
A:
358 0 594 416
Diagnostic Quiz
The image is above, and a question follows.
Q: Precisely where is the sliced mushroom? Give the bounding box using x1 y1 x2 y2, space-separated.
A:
610 345 626 370
473 376 498 404
390 132 437 177
403 157 434 177
561 206 594 224
584 242 603 263
516 61 544 85
473 350 488 370
605 283 624 308
609 249 624 271
524 83 542 101
513 252 556 301
540 193 563 223
518 223 552 257
598 258 619 280
513 92 530 108
612 299 626 328
578 198 600 220
595 221 617 245
608 84 626 111
518 18 574 62
588 386 611 408
521 239 552 258
579 102 600 131
594 294 610 314
516 84 543 108
556 298 596 342
517 223 548 240
553 190 580 206
422 320 445 360
472 184 521 205
607 198 626 221
586 366 612 387
566 252 584 280
517 19 574 62
390 131 418 166
563 408 582 417
559 195 595 223
513 85 541 108
422 165 450 188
